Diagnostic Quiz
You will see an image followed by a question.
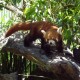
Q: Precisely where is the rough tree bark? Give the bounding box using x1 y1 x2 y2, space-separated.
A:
0 35 80 80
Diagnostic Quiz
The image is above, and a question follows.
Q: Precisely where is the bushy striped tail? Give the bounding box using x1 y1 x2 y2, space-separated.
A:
5 22 31 37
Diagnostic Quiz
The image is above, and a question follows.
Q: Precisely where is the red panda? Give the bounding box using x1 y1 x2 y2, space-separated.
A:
5 21 63 53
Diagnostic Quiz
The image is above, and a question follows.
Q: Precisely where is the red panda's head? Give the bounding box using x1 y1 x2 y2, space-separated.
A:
41 27 63 53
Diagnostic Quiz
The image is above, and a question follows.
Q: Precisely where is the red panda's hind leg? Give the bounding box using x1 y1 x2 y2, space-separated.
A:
24 34 36 47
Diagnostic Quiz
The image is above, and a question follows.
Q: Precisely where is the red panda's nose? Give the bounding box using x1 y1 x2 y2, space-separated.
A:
48 40 56 46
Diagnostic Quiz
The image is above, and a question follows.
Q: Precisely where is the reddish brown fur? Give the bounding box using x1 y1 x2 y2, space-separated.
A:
5 21 54 37
5 21 63 53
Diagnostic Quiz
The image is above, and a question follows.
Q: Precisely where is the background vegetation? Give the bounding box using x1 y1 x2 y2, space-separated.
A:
0 0 80 80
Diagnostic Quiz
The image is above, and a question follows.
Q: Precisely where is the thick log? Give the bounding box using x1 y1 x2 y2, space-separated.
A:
0 72 17 80
1 36 80 80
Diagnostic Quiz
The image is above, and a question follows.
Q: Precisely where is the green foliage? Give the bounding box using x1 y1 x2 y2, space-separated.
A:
24 0 60 22
4 0 21 5
12 0 21 4
0 5 3 10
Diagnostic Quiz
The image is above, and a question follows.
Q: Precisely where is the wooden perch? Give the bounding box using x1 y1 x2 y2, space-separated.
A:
1 36 80 80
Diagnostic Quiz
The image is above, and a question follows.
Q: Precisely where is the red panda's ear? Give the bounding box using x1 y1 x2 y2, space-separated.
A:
41 30 46 36
41 30 47 42
57 27 62 35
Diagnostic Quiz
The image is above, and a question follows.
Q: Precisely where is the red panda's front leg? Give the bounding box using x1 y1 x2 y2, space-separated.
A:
56 40 63 53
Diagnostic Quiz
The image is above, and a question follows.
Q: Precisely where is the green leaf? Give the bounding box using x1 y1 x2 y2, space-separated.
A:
12 0 21 5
